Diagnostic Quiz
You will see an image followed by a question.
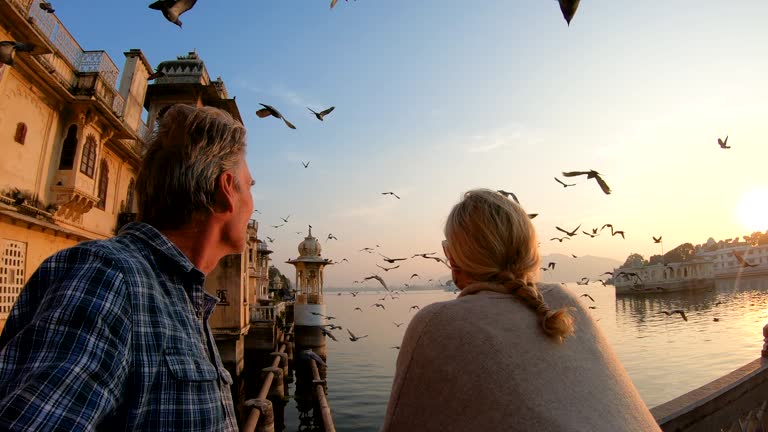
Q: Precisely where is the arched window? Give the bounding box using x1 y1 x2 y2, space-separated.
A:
96 159 109 210
125 178 135 212
14 123 27 144
58 125 78 170
79 135 97 178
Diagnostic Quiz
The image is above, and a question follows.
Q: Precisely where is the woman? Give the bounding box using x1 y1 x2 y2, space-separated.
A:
382 189 660 432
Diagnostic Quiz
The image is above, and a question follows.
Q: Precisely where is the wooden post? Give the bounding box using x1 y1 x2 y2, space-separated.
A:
271 351 289 377
262 366 284 399
243 398 274 432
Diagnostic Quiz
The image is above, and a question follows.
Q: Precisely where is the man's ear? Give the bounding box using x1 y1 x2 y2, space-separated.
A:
214 171 236 213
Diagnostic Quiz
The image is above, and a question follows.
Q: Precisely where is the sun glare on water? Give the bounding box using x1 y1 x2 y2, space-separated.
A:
736 187 768 233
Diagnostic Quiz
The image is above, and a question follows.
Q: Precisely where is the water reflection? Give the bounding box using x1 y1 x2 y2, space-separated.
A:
280 278 768 431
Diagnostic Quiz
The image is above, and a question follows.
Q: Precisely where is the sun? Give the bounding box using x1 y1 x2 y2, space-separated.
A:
736 187 768 233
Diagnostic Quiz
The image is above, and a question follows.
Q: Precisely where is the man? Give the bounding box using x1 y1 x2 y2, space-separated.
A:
0 105 253 431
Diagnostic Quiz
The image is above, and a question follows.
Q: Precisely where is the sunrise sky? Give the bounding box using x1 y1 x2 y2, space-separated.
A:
57 0 768 286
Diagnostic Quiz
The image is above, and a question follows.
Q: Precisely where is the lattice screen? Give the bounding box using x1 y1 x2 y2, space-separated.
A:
0 239 26 318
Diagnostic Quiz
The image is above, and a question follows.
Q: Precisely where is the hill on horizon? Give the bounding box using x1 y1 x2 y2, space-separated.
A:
538 253 622 284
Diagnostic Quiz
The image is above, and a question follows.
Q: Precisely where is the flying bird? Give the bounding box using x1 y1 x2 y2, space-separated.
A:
381 191 400 199
393 322 404 327
412 252 436 258
320 327 337 341
572 254 578 258
371 303 386 310
380 253 407 263
580 294 595 302
557 0 581 25
718 136 730 149
363 274 388 290
347 329 368 341
576 278 590 286
562 170 611 195
376 264 400 272
582 230 599 238
266 236 274 243
554 177 576 188
302 161 310 168
301 349 326 366
148 0 198 28
733 250 758 268
497 190 519 203
307 106 335 121
271 223 284 229
39 2 55 13
311 312 336 320
550 237 570 242
391 346 401 350
653 236 662 243
556 224 582 237
256 103 296 129
350 291 358 296
409 305 420 312
354 307 362 312
658 309 688 321
0 41 35 66
280 215 291 223
327 234 338 241
547 262 556 270
360 247 375 253
410 273 420 279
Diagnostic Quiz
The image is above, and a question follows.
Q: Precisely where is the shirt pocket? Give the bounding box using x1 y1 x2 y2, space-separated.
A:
164 350 218 382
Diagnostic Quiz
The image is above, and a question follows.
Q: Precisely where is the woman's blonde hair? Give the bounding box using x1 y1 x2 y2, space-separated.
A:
136 105 247 230
444 189 574 342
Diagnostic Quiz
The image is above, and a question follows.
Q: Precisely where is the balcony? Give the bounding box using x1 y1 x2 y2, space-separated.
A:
250 302 285 323
73 72 125 117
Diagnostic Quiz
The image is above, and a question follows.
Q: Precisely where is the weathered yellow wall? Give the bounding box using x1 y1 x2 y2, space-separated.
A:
205 253 248 331
0 219 80 333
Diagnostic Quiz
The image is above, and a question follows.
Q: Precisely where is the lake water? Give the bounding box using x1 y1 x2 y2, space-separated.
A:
281 276 768 431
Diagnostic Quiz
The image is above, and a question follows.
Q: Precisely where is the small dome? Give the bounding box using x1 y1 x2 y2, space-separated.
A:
298 226 322 257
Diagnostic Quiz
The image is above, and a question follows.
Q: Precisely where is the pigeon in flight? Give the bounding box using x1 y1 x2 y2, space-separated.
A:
557 0 581 25
280 215 291 223
556 224 581 237
733 250 758 268
354 307 362 312
271 223 284 229
555 177 576 188
653 236 662 243
376 264 400 272
380 253 407 263
412 252 436 258
327 234 338 241
256 103 296 129
562 170 611 195
550 237 570 242
266 236 274 243
393 322 404 327
302 161 310 168
307 106 335 121
718 136 730 149
658 309 688 321
320 327 337 341
301 349 326 366
371 303 386 310
382 191 400 199
347 329 368 341
410 273 420 279
364 274 388 290
148 0 198 28
580 293 595 302
39 2 55 13
409 305 420 312
0 41 35 66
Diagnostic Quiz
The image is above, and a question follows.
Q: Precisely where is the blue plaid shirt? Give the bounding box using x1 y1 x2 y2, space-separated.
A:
0 222 238 431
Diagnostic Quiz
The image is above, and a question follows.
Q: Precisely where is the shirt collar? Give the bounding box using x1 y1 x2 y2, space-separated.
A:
118 222 201 277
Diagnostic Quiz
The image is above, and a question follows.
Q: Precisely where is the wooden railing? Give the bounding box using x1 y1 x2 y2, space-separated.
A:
310 357 336 432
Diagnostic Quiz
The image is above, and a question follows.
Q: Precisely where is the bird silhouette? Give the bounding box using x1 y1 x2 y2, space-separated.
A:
393 322 404 327
576 278 590 286
256 103 296 129
733 250 758 268
311 312 336 320
308 106 335 121
39 2 55 13
382 191 400 199
653 236 662 243
580 293 595 302
360 247 375 253
266 236 274 243
280 215 291 223
320 327 337 341
0 41 35 66
554 177 576 188
596 279 607 286
354 307 362 312
557 0 581 25
658 309 688 321
302 161 310 168
376 264 400 272
718 136 730 149
371 303 386 310
148 0 198 27
391 346 401 350
409 305 420 312
412 252 436 258
410 273 420 279
327 234 338 241
547 262 556 270
347 329 368 341
582 230 599 238
497 190 519 203
612 230 625 239
572 254 578 258
147 69 166 81
556 224 582 237
271 223 284 229
350 291 358 296
550 237 570 242
379 253 407 263
562 170 611 195
364 274 388 290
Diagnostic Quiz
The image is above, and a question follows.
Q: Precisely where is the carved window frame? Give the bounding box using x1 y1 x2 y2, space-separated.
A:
96 159 109 210
14 123 27 145
79 135 97 178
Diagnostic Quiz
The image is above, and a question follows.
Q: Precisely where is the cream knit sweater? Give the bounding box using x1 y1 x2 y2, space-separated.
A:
382 283 661 432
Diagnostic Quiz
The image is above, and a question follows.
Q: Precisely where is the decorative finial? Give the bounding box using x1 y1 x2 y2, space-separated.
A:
308 225 312 237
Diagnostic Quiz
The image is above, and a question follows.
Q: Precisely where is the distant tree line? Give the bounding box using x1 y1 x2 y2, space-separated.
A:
268 265 292 300
621 230 768 268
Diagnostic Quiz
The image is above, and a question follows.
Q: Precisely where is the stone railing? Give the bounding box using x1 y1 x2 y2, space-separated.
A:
652 324 768 431
249 302 286 323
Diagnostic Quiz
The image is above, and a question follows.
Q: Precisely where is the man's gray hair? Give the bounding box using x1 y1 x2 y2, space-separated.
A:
136 105 247 230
